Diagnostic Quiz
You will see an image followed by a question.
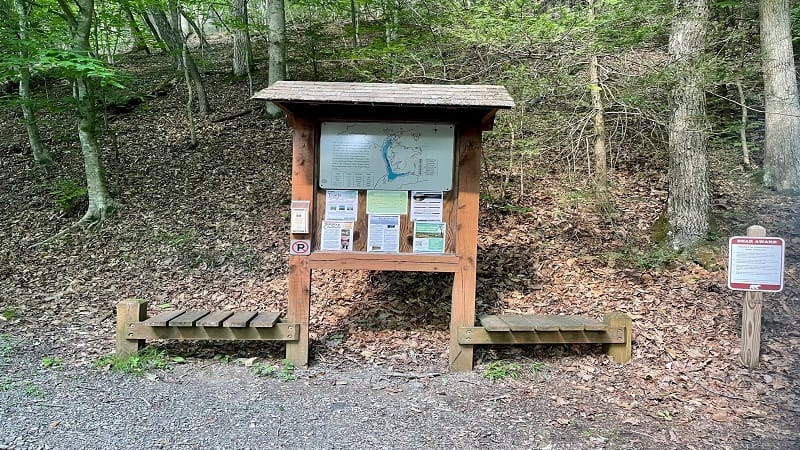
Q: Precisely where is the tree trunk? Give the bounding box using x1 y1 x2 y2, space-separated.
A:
119 0 150 54
667 0 709 250
760 0 800 194
15 0 50 165
58 0 116 223
147 4 210 115
266 0 286 117
350 0 360 47
736 81 751 167
588 0 606 191
232 0 252 76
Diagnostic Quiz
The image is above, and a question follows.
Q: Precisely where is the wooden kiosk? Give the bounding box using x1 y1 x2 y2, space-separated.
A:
254 81 514 371
115 82 631 371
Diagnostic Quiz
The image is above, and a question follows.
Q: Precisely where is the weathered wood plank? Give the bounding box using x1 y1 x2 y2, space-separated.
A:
140 310 186 327
196 311 234 327
253 81 515 109
223 311 258 328
520 315 562 331
169 311 211 327
457 327 626 345
498 314 536 331
129 323 300 341
478 315 511 332
250 311 281 328
544 315 586 331
603 312 632 364
308 252 460 272
568 315 609 331
116 299 148 358
450 121 482 372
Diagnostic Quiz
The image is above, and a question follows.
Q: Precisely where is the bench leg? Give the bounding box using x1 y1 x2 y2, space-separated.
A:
116 299 148 358
603 312 632 363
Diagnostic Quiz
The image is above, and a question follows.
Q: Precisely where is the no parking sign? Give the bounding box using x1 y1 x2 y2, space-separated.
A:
290 239 311 256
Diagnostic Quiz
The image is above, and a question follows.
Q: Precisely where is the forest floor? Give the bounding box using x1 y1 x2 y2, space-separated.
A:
0 46 798 449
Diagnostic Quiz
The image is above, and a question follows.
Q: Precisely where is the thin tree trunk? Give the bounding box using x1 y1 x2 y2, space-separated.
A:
119 0 150 54
181 9 210 50
266 0 286 117
760 0 800 193
736 81 751 167
183 45 197 147
57 0 117 223
15 0 50 165
588 0 606 192
147 4 210 115
350 0 360 47
667 0 709 250
232 0 252 76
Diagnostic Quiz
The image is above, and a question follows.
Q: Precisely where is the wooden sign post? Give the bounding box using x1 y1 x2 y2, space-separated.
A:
728 225 786 369
254 82 514 371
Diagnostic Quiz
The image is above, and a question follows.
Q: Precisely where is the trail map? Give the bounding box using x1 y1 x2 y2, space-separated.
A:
319 122 454 191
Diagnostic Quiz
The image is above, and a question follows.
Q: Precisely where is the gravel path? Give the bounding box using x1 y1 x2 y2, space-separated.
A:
1 355 573 449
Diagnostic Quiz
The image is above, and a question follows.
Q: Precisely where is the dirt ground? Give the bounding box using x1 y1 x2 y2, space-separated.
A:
0 47 798 448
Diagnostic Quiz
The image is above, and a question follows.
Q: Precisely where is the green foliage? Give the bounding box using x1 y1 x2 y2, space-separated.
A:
633 245 681 270
40 356 63 369
482 360 522 381
23 382 43 398
0 377 13 391
0 334 16 360
35 49 126 88
94 347 173 376
51 179 88 214
251 359 296 381
277 360 297 381
1 307 16 322
252 362 277 377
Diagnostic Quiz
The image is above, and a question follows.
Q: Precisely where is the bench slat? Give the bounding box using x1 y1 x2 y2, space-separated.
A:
169 311 211 327
140 310 186 327
545 315 587 331
520 315 561 331
223 311 258 328
196 311 235 327
498 314 536 331
567 315 609 331
250 312 281 328
479 315 511 332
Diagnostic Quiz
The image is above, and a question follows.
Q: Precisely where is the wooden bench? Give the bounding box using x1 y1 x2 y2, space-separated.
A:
115 299 300 358
457 312 632 363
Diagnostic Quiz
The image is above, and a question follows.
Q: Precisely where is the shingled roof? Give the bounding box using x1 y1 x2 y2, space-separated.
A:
253 81 515 109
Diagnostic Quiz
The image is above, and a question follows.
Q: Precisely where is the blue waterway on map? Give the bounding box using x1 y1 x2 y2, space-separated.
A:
381 137 413 181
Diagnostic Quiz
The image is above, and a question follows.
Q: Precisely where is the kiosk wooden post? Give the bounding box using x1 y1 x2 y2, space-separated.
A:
254 82 513 371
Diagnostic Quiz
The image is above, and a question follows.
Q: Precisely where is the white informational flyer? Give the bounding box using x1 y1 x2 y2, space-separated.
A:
321 221 354 251
325 190 358 222
413 222 446 253
410 191 443 222
367 215 400 252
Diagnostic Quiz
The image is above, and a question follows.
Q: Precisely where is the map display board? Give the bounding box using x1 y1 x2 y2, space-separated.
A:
319 122 455 191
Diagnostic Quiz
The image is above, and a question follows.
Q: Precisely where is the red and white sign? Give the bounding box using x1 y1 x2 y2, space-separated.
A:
728 236 785 292
290 239 312 256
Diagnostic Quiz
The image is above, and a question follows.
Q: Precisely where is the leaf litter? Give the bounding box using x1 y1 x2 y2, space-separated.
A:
0 45 797 448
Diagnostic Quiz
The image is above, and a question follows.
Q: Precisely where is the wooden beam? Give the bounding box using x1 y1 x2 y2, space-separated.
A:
740 225 767 369
128 323 299 341
457 327 626 345
285 116 316 368
603 312 632 363
308 252 460 272
115 299 148 358
450 122 482 372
